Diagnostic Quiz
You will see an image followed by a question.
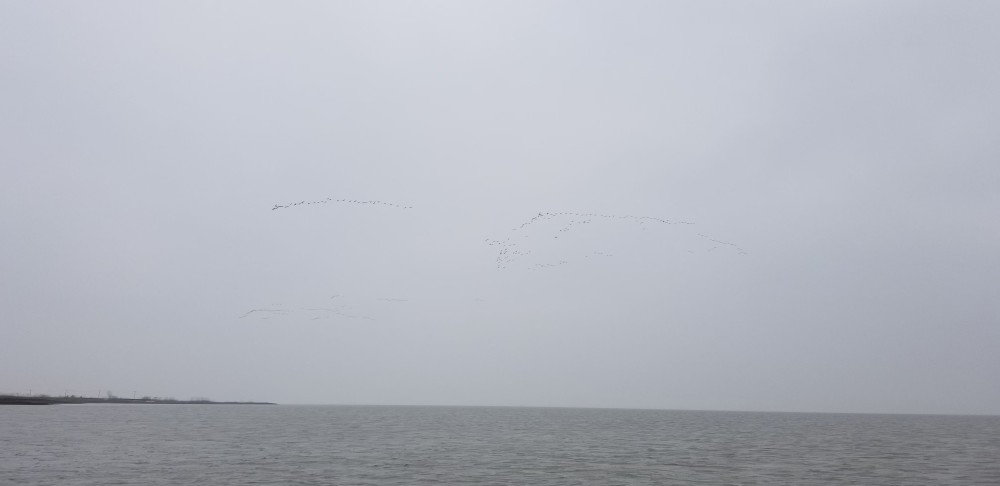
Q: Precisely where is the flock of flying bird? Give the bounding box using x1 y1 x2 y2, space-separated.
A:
241 196 747 321
486 210 747 270
239 294 414 322
272 197 413 211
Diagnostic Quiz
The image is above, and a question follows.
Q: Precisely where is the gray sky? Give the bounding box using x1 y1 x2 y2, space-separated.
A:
2 1 998 414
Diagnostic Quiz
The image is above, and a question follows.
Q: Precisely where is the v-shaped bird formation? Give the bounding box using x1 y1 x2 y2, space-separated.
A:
486 210 746 270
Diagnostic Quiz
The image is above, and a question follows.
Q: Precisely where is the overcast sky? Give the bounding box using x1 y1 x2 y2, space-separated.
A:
2 1 997 414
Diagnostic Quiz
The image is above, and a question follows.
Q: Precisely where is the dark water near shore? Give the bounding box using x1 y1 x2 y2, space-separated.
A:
2 405 998 485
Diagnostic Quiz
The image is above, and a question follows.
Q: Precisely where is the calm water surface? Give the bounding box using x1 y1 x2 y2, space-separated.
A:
1 405 998 485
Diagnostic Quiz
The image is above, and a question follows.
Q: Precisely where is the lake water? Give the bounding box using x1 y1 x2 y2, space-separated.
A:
2 405 997 485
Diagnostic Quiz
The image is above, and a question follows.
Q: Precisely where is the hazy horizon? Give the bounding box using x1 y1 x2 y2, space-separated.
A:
2 1 998 416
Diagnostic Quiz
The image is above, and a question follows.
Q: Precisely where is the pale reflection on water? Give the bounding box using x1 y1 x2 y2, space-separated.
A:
1 405 998 485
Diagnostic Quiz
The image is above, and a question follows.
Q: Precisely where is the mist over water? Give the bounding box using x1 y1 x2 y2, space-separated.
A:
3 405 998 485
2 0 999 416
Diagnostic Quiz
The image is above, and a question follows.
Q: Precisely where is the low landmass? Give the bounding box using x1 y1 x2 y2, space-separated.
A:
0 395 275 405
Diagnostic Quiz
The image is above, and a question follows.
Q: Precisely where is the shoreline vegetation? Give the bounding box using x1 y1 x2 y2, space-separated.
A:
0 394 275 406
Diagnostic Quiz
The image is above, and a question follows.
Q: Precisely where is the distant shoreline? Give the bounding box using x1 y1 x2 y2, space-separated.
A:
0 395 275 406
